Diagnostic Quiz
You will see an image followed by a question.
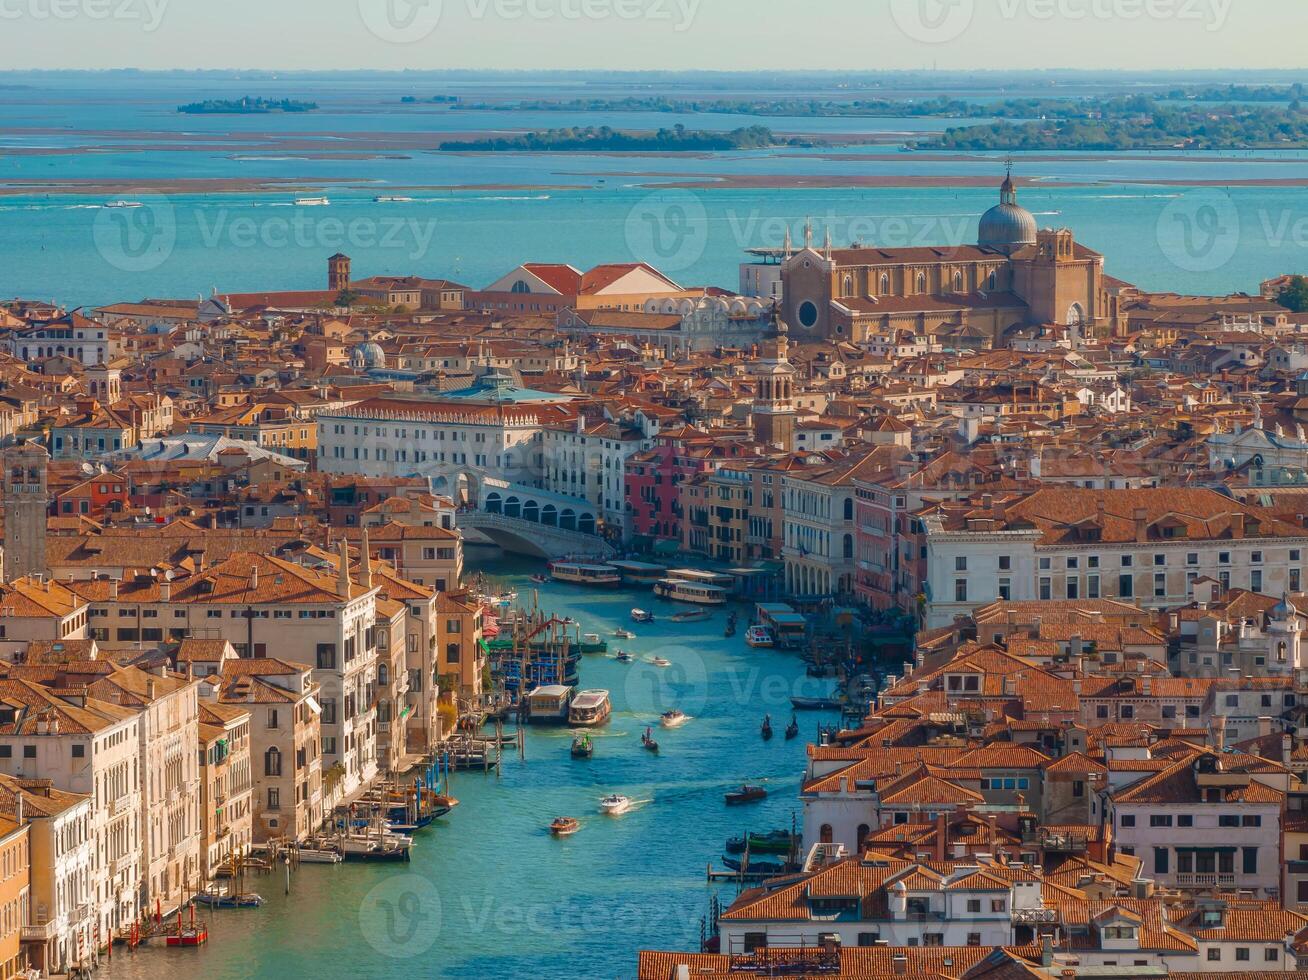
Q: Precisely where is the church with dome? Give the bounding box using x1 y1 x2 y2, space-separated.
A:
773 170 1125 347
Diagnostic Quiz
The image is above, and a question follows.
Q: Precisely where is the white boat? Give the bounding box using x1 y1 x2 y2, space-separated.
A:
374 195 414 202
613 628 636 640
549 561 622 587
296 848 343 864
654 578 728 605
104 200 143 209
631 608 655 624
294 196 330 206
660 710 688 728
569 689 612 726
745 626 776 649
649 657 672 668
600 794 631 815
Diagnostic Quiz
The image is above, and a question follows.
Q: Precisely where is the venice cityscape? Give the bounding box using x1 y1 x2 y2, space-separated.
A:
9 2 1308 979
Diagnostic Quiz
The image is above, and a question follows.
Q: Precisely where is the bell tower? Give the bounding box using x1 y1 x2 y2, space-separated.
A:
751 306 797 452
328 253 352 293
3 441 48 581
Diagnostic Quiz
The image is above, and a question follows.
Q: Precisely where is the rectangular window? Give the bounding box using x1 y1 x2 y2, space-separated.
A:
1154 847 1169 875
955 579 968 603
1119 574 1134 598
1120 814 1135 828
1243 847 1258 875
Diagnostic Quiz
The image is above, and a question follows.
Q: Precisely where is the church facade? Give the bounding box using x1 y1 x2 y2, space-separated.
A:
777 175 1125 347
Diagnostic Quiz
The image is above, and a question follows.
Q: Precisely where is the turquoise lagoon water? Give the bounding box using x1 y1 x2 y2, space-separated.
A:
6 75 1308 305
97 553 843 979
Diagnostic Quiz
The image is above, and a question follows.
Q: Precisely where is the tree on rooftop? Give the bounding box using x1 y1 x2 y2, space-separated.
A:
1277 276 1308 313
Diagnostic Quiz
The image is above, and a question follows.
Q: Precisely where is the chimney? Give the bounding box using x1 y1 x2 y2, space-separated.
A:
1133 507 1148 543
1040 933 1054 968
110 580 119 600
1231 512 1246 539
338 538 351 597
160 580 171 602
360 528 374 590
1258 716 1273 739
249 565 258 591
935 812 947 862
146 677 157 701
1211 714 1227 753
1284 733 1294 764
892 954 907 976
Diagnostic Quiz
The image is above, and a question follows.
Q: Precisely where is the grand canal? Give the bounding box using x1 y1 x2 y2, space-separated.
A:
99 552 844 979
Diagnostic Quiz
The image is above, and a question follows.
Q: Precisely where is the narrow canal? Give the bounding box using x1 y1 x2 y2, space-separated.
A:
101 552 844 979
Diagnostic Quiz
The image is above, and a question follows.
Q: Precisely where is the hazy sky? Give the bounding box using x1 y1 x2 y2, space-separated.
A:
3 0 1305 72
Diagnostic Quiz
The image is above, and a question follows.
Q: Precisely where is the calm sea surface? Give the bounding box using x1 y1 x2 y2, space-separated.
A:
97 552 842 979
3 75 1308 305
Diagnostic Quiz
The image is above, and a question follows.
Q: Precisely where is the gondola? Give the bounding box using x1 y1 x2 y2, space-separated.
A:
725 784 768 805
721 855 791 875
760 714 773 740
641 727 660 753
784 715 800 740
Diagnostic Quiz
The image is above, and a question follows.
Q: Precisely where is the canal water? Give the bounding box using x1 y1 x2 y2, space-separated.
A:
99 552 843 979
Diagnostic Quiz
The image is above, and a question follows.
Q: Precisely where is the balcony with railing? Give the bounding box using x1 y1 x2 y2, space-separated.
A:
1176 873 1237 889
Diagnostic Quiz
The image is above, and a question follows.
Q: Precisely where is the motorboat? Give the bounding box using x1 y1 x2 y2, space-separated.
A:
631 608 655 624
600 794 631 815
761 714 773 741
374 195 414 202
670 609 713 624
615 650 634 663
294 196 330 206
569 690 612 726
784 715 800 740
660 710 688 728
529 573 548 584
104 200 143 208
745 626 775 649
578 633 609 654
550 817 581 837
725 784 768 805
791 696 844 711
571 733 594 759
641 727 660 753
296 848 343 864
613 628 636 640
649 657 672 668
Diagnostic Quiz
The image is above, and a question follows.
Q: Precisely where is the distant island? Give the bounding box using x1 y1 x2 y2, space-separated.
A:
177 97 319 115
439 125 798 152
923 96 1308 150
